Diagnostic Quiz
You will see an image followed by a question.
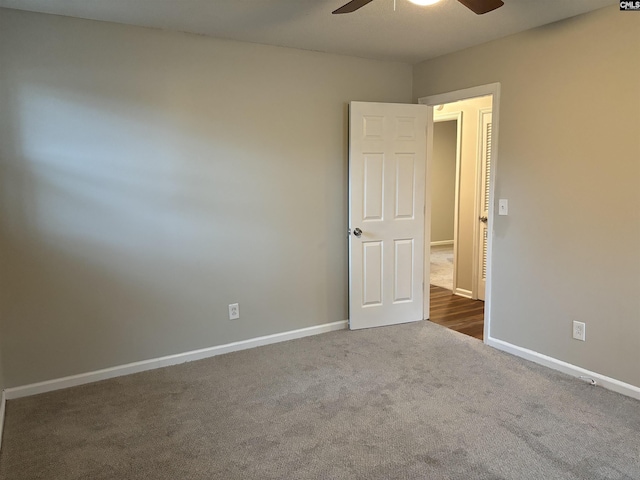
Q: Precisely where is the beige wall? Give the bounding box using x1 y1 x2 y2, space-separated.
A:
0 344 4 393
0 8 412 387
415 5 640 388
433 97 492 292
431 120 456 244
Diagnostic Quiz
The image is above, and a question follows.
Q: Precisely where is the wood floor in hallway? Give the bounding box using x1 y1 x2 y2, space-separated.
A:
429 285 485 340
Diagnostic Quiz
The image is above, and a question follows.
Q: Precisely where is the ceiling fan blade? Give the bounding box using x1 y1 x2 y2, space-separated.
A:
332 0 376 14
457 0 504 15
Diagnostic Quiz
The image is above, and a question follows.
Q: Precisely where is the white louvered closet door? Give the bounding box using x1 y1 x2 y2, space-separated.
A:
477 110 492 301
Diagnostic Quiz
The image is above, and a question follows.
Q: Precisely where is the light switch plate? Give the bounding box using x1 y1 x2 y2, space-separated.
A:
498 199 508 216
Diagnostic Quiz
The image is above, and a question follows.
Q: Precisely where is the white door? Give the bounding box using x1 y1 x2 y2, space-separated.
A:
477 110 492 301
349 101 428 330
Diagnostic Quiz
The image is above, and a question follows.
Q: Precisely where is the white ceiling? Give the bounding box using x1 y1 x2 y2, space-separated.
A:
0 0 616 64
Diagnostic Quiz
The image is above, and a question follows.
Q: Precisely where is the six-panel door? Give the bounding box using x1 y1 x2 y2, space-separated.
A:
349 102 428 330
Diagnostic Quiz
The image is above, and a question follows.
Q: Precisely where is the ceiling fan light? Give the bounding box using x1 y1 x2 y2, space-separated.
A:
407 0 443 6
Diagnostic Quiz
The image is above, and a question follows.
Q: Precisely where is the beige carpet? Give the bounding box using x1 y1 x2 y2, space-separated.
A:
430 244 454 290
1 321 639 479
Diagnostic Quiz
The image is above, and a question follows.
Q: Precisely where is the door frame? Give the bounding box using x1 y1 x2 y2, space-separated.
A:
419 83 501 343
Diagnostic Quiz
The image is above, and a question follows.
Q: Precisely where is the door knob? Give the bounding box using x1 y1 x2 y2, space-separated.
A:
353 227 363 238
479 216 488 223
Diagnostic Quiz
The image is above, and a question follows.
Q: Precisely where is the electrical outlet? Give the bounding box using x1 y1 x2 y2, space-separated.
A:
228 303 239 320
572 321 585 341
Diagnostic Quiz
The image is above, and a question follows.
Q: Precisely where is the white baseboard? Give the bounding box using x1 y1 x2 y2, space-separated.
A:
454 288 472 299
486 336 640 401
0 390 6 452
5 320 348 400
430 240 454 247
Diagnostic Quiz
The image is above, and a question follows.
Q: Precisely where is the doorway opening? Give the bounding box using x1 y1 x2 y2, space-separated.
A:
430 116 459 293
420 84 500 342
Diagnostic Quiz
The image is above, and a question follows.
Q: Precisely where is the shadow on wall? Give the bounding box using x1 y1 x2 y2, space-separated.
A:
0 82 236 385
0 58 341 387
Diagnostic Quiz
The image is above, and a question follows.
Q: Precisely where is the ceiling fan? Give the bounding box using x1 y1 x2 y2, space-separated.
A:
333 0 504 15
